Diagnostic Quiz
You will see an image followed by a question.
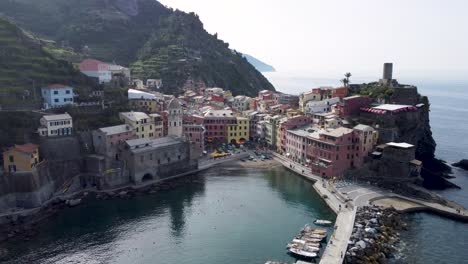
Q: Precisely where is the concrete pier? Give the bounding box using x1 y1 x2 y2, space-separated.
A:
272 152 468 264
272 153 354 264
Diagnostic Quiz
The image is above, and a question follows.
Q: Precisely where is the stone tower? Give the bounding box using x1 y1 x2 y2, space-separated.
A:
167 98 183 137
383 63 393 81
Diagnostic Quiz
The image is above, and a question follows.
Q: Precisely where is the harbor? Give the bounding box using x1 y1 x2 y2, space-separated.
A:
1 163 336 263
270 151 468 264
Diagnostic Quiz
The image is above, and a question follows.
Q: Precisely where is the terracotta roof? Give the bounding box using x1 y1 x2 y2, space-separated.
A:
79 59 108 72
14 143 38 154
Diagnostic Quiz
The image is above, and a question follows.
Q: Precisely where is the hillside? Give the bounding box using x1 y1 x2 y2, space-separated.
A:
243 54 275 72
0 0 275 96
0 18 89 109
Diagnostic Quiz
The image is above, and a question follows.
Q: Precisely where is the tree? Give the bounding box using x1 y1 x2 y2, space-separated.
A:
340 78 349 87
344 72 352 87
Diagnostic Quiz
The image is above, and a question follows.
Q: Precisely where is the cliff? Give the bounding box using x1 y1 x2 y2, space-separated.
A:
353 84 453 189
0 0 275 96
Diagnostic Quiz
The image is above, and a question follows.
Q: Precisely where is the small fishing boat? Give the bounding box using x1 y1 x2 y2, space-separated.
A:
304 245 320 252
287 242 320 249
292 239 306 244
288 247 318 259
301 234 326 240
303 238 322 243
310 230 327 235
314 219 333 226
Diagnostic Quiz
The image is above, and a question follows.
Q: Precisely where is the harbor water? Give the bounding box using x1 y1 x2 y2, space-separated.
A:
5 167 335 264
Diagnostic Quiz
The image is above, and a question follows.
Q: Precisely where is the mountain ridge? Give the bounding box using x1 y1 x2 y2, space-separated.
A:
0 0 275 96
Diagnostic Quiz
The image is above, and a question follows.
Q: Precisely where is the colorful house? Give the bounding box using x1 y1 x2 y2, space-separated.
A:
203 109 236 144
227 117 249 145
92 124 137 160
41 84 74 109
183 124 206 159
38 113 73 137
79 59 112 83
3 143 39 173
119 112 154 139
337 95 373 118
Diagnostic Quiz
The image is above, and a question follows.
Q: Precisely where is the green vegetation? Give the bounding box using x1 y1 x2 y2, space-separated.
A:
0 18 91 108
0 0 275 96
353 82 394 101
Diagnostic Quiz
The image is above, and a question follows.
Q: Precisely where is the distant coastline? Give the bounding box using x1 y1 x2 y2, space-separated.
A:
243 54 276 72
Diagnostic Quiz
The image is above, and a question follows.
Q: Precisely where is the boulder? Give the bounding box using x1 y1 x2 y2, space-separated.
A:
67 199 81 207
452 159 468 171
356 240 367 249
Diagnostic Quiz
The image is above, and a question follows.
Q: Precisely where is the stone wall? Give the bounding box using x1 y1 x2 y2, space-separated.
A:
157 159 198 180
391 87 419 105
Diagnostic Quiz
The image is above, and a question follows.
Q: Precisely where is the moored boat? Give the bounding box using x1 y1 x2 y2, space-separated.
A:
288 247 318 259
314 219 333 226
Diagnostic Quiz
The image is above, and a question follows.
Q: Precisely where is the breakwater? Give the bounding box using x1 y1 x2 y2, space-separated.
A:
345 206 405 263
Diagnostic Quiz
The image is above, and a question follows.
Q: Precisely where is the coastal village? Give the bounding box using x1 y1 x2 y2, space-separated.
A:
0 60 467 264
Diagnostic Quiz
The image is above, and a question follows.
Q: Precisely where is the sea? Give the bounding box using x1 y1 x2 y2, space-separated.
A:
3 72 468 264
265 71 468 264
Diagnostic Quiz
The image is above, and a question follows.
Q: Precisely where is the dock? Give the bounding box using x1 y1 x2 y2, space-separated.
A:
273 153 354 264
272 152 468 264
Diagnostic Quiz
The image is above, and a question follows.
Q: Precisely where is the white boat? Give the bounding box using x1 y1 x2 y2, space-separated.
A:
292 239 306 244
304 245 320 252
288 247 318 258
303 238 322 243
302 234 326 240
310 230 327 235
314 219 333 226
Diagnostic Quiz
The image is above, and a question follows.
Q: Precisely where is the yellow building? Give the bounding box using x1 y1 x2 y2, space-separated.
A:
119 112 155 139
129 99 162 113
3 143 39 173
227 117 249 144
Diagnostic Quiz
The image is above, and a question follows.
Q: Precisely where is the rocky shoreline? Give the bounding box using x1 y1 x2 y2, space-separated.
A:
345 206 406 264
0 174 205 257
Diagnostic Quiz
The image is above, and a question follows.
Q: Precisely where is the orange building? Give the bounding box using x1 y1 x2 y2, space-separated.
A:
3 143 40 173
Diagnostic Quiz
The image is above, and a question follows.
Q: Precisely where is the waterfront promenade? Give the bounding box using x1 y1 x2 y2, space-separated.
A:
272 153 354 264
272 152 468 264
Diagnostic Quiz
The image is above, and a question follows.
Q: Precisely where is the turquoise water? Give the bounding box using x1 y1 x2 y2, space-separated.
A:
265 73 468 263
5 167 335 264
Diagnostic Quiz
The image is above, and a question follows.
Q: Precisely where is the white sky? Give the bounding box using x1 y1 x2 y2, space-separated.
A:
158 0 468 80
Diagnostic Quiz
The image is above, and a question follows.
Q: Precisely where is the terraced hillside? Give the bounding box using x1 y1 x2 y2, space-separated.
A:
0 0 275 96
0 18 86 109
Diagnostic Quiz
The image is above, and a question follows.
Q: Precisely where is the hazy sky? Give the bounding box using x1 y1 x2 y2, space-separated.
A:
159 0 468 80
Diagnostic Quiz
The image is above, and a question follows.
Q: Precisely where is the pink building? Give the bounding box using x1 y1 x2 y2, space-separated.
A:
93 124 137 160
306 127 356 177
285 127 311 163
183 124 206 159
258 90 275 101
337 95 373 118
203 109 236 144
285 124 377 178
278 115 311 153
